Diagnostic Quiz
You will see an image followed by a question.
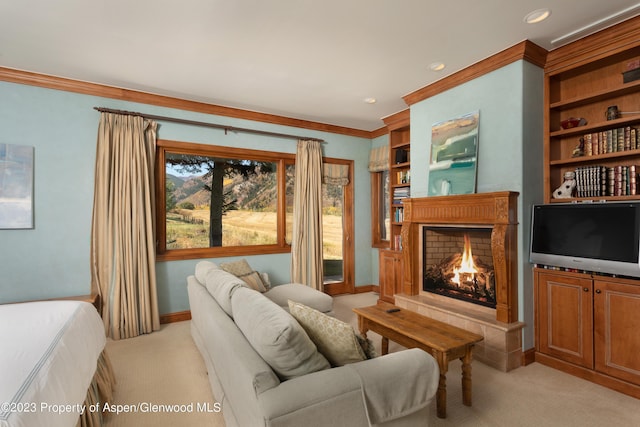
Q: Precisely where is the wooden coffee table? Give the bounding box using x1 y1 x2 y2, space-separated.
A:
353 302 483 418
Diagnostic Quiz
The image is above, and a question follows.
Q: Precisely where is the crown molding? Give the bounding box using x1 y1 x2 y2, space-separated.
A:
403 40 547 106
545 15 640 75
0 66 374 140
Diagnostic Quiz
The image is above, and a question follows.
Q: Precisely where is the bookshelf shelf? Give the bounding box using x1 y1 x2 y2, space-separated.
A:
544 25 640 203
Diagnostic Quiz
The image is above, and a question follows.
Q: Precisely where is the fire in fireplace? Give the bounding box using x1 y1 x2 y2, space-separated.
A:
422 226 496 308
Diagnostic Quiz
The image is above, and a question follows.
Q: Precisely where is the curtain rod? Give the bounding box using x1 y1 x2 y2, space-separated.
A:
93 107 324 142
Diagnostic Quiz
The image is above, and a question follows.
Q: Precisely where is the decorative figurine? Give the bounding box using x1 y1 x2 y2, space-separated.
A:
553 171 576 199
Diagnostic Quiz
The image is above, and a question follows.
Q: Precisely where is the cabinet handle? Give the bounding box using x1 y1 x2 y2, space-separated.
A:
583 287 589 292
595 289 602 294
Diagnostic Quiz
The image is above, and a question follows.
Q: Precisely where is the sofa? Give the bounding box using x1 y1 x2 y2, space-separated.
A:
187 260 439 427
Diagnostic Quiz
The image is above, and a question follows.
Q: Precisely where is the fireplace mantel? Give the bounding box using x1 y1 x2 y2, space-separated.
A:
400 191 519 323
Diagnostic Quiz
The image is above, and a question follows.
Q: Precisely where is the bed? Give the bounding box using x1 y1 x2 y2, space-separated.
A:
0 300 115 427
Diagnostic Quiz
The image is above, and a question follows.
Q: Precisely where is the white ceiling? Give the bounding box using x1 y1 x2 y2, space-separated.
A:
1 1 639 131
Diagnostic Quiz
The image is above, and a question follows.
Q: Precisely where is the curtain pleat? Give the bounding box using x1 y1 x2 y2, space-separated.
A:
368 145 389 172
291 140 324 290
323 162 349 185
90 112 160 340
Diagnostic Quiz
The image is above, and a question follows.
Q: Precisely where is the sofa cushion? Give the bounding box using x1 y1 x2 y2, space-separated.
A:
264 283 333 314
288 300 366 367
195 260 219 284
232 286 330 380
221 259 268 292
204 268 247 316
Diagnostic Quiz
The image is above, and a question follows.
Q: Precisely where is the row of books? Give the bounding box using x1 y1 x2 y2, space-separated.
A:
580 126 639 156
393 235 403 251
396 170 410 184
573 165 637 198
394 207 404 223
393 187 410 205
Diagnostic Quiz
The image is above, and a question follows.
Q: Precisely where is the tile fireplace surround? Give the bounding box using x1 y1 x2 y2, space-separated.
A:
394 191 524 371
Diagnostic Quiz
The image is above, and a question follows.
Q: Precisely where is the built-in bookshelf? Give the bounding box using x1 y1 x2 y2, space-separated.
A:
389 122 410 250
378 109 410 304
544 18 640 203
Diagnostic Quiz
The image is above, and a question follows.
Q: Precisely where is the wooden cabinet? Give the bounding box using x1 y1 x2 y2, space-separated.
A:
543 17 640 203
593 279 640 384
379 249 403 304
535 268 640 398
536 271 593 368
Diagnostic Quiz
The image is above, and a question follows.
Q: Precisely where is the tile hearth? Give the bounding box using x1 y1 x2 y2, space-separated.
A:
394 293 524 372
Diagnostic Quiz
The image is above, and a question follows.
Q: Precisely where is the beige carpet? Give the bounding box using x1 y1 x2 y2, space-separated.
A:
105 292 640 426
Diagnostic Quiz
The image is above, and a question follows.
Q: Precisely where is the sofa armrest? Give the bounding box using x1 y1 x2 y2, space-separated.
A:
257 348 438 427
347 348 439 424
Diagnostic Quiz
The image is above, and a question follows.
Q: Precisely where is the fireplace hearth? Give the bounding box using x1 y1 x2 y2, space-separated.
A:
423 227 496 308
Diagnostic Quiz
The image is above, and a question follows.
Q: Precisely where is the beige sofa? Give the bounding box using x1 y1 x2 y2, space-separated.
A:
187 261 439 427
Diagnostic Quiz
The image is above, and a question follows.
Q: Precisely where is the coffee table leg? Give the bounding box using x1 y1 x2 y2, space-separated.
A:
381 337 389 355
357 316 368 339
433 351 448 419
461 346 473 407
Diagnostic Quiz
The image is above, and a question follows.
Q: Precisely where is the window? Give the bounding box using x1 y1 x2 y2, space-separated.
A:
371 169 390 247
156 140 294 260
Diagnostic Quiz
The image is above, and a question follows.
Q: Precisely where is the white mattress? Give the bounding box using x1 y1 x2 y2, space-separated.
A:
0 300 106 427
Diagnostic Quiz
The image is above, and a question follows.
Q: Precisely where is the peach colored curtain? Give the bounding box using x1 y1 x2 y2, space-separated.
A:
90 112 160 340
290 140 324 290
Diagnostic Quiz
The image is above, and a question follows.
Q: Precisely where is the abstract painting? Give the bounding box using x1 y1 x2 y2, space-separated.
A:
0 143 34 229
428 111 479 196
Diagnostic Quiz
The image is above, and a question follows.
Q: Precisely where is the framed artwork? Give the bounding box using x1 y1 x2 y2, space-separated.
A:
0 143 34 229
428 111 479 196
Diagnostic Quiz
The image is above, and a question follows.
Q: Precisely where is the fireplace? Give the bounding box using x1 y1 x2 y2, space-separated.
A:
392 191 525 371
422 226 496 309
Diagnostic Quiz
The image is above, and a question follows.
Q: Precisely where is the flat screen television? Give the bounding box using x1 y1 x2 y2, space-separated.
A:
530 202 640 277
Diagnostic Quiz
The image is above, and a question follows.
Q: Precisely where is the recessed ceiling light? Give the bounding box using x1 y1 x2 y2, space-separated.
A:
524 8 551 24
429 62 445 72
363 97 377 104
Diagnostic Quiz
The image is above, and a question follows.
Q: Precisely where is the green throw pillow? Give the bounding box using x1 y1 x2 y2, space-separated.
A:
288 300 368 366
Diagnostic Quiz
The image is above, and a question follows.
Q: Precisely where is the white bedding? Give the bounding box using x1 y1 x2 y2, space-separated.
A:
0 300 106 427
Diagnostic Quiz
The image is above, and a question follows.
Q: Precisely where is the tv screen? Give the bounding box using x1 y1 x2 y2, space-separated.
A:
530 202 640 277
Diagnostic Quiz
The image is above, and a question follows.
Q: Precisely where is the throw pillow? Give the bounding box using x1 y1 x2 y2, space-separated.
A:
220 259 253 276
356 334 378 360
232 287 330 380
220 259 268 292
288 300 366 366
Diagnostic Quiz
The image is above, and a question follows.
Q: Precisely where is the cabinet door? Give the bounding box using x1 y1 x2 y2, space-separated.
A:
379 250 403 303
537 272 594 368
594 280 640 384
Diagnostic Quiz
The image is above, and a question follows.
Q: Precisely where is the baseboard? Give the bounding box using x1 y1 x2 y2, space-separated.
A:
522 348 536 366
160 310 191 324
355 285 375 294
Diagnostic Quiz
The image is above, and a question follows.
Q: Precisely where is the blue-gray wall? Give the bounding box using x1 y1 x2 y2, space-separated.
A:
408 60 544 349
1 59 543 349
0 81 373 314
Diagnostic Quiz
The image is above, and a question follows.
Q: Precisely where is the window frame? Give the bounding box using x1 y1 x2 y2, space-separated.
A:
156 139 295 261
371 169 391 248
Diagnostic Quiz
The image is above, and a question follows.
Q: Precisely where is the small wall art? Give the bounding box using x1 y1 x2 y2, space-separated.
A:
0 143 34 229
428 111 479 196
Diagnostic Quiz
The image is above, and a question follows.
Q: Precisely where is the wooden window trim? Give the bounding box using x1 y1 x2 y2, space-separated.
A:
371 171 390 249
155 139 295 261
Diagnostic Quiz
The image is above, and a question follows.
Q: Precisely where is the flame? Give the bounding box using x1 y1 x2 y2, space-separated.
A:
452 234 478 285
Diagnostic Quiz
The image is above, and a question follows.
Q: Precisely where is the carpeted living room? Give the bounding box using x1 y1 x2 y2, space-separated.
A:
103 292 640 427
3 3 640 427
